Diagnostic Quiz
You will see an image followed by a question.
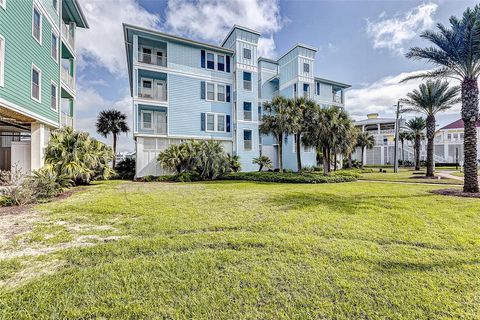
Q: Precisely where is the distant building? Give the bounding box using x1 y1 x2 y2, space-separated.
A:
434 119 480 163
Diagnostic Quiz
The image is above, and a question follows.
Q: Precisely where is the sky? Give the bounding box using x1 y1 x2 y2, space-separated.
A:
74 0 478 153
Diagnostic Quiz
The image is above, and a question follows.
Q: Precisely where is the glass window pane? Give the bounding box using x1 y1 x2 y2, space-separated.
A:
217 55 225 71
243 72 251 81
207 114 215 131
243 48 251 59
33 9 41 41
51 34 57 59
217 115 225 131
207 83 215 100
217 85 225 101
207 53 215 69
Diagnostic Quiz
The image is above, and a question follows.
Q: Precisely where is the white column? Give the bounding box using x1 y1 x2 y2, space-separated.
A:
133 35 139 63
31 122 47 170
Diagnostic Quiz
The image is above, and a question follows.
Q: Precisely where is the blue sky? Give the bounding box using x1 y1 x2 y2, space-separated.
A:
74 0 477 152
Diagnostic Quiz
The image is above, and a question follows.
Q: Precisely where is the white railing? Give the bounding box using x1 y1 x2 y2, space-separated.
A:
61 67 75 90
138 88 167 102
61 112 73 127
138 51 167 67
61 22 75 49
139 121 167 135
380 129 395 135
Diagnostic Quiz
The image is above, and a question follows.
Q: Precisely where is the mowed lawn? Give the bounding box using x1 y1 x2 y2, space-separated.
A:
1 180 480 319
359 168 463 185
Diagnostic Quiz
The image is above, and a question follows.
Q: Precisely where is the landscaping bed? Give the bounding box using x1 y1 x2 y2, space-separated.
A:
220 171 358 183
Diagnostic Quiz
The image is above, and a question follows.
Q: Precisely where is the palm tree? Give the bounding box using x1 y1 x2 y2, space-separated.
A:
399 131 414 166
356 132 375 169
252 155 273 172
291 98 317 171
402 5 480 192
405 117 426 171
259 96 296 173
96 109 129 168
157 144 187 174
400 80 460 176
331 109 357 170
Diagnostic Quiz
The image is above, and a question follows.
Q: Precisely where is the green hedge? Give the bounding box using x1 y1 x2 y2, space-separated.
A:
221 171 357 184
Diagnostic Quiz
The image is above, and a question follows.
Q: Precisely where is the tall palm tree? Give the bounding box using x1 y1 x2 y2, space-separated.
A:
405 117 426 171
259 96 296 173
400 80 460 176
96 109 129 168
356 132 375 169
291 97 308 171
399 131 415 166
402 5 480 192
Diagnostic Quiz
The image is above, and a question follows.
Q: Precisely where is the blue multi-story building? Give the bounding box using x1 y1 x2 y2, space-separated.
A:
123 24 350 177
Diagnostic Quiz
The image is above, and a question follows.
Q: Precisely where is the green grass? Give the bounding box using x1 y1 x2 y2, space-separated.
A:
1 180 480 319
359 168 463 185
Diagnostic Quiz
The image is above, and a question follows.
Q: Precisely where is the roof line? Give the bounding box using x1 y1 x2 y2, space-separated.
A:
277 43 318 61
72 0 89 28
258 57 278 64
315 77 351 88
220 25 261 47
123 23 234 54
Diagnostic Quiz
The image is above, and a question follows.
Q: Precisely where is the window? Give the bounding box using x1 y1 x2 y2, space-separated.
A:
52 0 58 13
293 83 297 98
243 48 251 60
31 65 41 102
206 113 215 131
244 130 252 151
258 105 262 121
217 55 225 71
316 82 320 95
303 63 309 73
460 133 464 140
304 145 313 153
447 134 452 140
243 72 252 91
243 102 252 121
50 82 57 110
51 33 58 61
141 111 152 129
207 52 215 70
206 82 215 100
217 114 225 132
0 35 4 87
32 7 42 44
217 84 225 102
303 83 309 98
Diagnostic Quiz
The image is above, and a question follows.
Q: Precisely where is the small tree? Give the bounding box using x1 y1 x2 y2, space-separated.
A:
252 156 273 172
96 109 129 168
405 117 426 171
356 132 375 169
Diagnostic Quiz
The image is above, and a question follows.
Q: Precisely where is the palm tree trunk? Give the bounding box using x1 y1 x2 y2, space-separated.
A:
112 133 117 168
278 133 283 173
333 152 337 171
296 133 302 172
322 146 329 176
401 140 405 167
426 115 435 177
348 153 352 168
415 137 420 171
461 77 479 193
361 147 365 169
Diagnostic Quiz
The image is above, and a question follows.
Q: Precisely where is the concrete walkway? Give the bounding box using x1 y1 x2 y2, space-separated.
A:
437 171 464 181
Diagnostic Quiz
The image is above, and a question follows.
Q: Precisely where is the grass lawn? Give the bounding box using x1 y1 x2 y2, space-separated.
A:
1 180 480 319
359 168 463 185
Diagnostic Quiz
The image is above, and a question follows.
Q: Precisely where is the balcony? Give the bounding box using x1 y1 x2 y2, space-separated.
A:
61 111 73 127
138 51 167 67
137 70 167 103
138 83 167 102
136 107 168 135
61 22 75 50
61 67 75 91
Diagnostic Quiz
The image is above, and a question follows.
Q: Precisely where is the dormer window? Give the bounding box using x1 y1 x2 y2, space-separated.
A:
243 48 252 60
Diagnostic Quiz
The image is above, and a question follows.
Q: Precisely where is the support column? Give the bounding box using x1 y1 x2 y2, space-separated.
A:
31 122 47 170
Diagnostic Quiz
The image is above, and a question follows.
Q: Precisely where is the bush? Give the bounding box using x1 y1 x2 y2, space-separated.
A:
0 170 10 186
252 156 273 172
115 158 136 180
221 171 357 184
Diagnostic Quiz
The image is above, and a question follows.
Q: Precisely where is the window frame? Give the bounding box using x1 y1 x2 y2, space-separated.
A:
217 54 225 72
205 112 226 133
217 84 226 102
0 34 4 87
243 71 252 91
217 114 226 132
243 48 252 60
140 110 153 130
206 82 215 101
303 63 310 73
51 31 58 62
243 101 252 121
31 64 41 103
243 129 253 151
206 52 215 70
32 5 42 45
50 81 58 111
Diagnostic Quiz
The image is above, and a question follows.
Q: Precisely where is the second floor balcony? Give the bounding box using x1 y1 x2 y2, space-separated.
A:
136 70 167 103
61 22 75 50
61 66 75 91
136 106 168 135
137 38 168 68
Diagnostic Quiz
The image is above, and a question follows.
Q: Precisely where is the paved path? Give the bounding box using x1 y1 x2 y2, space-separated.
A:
358 180 461 187
437 171 464 181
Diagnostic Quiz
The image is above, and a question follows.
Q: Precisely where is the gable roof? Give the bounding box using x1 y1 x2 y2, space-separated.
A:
440 119 480 130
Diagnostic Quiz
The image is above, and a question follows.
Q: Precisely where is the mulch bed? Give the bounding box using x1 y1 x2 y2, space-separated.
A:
430 188 480 198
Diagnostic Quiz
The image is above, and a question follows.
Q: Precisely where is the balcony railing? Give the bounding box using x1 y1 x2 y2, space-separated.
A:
333 95 343 104
61 22 75 49
61 67 75 90
137 88 167 102
139 121 167 135
138 51 167 67
61 112 73 127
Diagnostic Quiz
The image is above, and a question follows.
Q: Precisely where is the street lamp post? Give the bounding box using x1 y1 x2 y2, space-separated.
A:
393 101 401 173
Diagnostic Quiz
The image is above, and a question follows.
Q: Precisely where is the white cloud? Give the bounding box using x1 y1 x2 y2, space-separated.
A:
346 70 461 121
366 3 438 54
76 0 160 76
165 0 284 58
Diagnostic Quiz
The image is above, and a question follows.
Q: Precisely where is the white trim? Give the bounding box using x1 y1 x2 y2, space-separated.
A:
0 0 5 10
134 63 233 85
235 38 257 46
217 83 226 102
51 30 59 63
206 51 216 71
0 34 4 87
31 63 42 103
205 112 226 133
0 96 58 127
50 80 58 111
140 110 153 130
133 97 168 107
217 54 226 72
134 133 233 141
32 5 42 45
206 82 215 101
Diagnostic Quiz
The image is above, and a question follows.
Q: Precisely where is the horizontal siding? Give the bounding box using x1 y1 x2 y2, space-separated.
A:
0 0 61 124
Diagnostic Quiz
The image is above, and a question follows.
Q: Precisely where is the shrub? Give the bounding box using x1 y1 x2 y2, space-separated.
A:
115 158 136 180
0 170 10 186
221 171 357 183
45 127 114 185
252 156 273 172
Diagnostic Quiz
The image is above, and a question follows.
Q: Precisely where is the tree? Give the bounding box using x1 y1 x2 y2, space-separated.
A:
399 131 414 166
252 155 273 172
356 132 375 169
291 98 317 171
259 97 296 173
400 80 460 176
402 5 480 192
96 109 129 168
331 109 357 171
405 117 426 171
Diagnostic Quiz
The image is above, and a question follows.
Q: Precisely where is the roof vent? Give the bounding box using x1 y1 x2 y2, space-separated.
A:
367 113 379 119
